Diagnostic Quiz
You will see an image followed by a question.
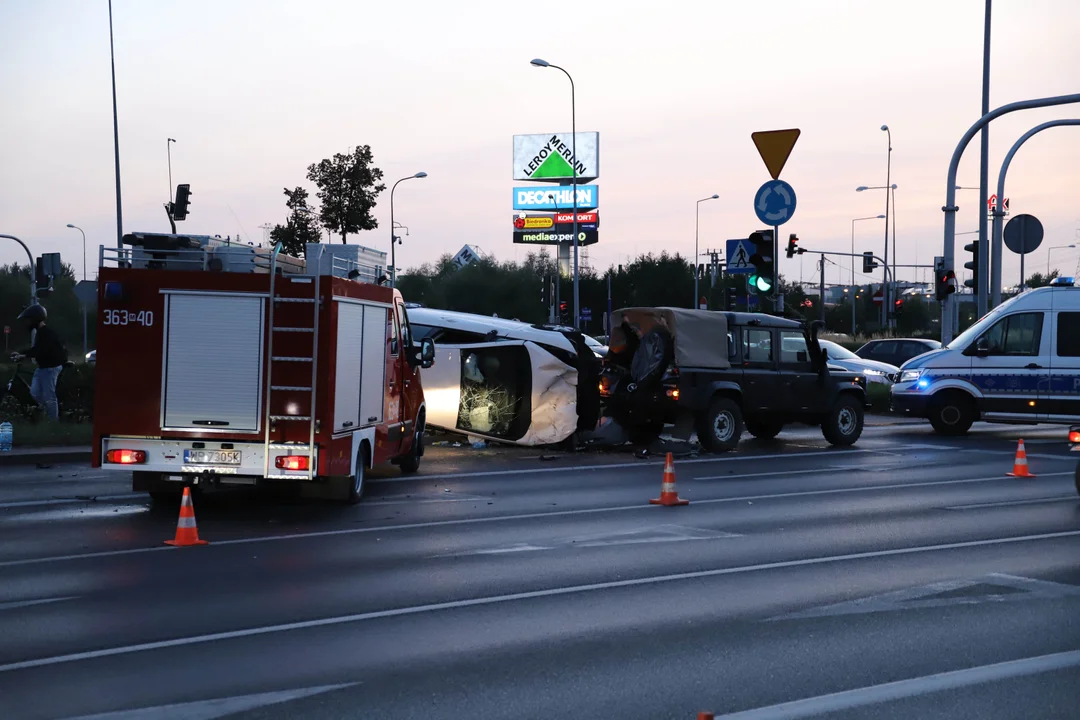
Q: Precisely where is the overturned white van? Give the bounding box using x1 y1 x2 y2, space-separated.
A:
407 308 600 446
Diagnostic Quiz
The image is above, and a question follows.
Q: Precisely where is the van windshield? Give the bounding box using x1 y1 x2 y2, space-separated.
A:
946 294 1022 350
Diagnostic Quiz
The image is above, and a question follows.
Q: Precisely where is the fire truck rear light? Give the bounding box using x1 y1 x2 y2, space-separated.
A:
275 455 309 471
106 449 146 464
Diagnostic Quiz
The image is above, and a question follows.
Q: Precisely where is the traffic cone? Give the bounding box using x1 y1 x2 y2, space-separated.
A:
165 487 209 546
1007 439 1036 478
650 452 689 506
697 714 715 720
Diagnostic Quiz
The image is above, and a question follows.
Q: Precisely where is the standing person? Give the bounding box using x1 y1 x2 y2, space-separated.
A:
10 305 67 421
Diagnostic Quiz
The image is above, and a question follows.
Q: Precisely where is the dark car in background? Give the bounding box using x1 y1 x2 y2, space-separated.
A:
855 338 940 368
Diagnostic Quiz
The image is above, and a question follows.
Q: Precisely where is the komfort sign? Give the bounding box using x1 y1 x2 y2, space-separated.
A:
513 132 599 182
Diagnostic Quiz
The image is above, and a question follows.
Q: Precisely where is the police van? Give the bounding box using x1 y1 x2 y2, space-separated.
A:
892 278 1080 434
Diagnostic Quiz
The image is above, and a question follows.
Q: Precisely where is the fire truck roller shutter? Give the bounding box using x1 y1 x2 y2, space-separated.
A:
333 301 387 432
162 293 265 431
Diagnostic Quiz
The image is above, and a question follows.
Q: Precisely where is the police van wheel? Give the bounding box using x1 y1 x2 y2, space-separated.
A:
698 397 743 453
928 391 975 436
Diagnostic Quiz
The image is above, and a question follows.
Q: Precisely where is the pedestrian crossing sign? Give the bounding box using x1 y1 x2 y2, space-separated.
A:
725 238 754 274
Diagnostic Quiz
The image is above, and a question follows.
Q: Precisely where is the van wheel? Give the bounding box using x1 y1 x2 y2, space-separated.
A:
745 418 783 440
822 394 864 446
928 391 975 436
345 446 368 505
697 397 743 453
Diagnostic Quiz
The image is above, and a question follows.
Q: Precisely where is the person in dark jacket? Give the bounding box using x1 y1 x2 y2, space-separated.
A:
10 305 66 420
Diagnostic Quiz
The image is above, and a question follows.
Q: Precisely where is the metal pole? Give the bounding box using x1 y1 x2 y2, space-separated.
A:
390 181 397 287
568 71 580 331
1 235 37 303
167 138 175 201
882 127 892 328
108 0 123 249
694 202 700 307
991 119 1080 307
977 0 992 317
819 254 825 323
549 193 561 318
851 219 856 337
940 92 1080 343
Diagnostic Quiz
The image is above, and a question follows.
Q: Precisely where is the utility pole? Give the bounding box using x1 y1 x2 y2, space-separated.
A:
819 254 826 322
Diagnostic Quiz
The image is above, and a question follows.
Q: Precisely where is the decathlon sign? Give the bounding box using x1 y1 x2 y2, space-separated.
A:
513 185 599 211
513 132 599 182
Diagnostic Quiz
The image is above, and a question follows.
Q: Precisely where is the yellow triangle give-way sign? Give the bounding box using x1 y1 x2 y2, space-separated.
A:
751 129 801 180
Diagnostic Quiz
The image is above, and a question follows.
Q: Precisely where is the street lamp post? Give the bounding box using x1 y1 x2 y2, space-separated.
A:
880 125 892 328
851 214 886 337
531 58 581 330
695 194 719 308
66 224 88 357
1048 244 1076 276
167 138 176 201
108 0 123 249
388 172 427 288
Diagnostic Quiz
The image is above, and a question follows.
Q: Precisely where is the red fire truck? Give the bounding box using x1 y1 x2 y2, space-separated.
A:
91 233 435 503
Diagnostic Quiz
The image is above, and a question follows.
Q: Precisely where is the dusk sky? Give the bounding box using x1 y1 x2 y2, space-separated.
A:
2 0 1078 290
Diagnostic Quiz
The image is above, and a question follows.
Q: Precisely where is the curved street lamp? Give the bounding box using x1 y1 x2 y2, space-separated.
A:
695 194 719 307
388 172 427 287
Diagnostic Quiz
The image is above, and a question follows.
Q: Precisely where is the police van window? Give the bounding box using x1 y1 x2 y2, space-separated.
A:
779 331 809 363
743 328 772 363
1057 312 1080 357
979 312 1043 356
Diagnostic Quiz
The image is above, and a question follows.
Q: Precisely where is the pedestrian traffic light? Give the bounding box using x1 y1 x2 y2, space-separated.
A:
173 184 192 221
964 240 980 293
862 252 878 274
936 268 957 301
725 285 737 311
747 230 774 293
785 233 804 259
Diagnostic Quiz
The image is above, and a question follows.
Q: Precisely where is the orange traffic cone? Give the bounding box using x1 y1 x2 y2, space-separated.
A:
165 487 209 546
1007 439 1036 478
697 714 715 720
650 452 690 506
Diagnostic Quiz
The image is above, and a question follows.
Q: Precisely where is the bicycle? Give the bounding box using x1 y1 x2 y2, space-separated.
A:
0 361 75 420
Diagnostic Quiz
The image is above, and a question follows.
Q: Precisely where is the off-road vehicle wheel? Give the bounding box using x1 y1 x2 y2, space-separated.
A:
697 397 743 453
822 394 864 446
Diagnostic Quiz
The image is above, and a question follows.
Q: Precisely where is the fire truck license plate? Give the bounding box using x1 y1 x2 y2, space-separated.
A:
184 450 242 465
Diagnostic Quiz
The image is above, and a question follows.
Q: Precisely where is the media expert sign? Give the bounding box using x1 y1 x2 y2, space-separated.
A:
513 133 600 182
513 185 599 211
513 228 599 246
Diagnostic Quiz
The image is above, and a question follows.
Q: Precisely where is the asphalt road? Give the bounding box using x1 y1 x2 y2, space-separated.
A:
1 422 1079 719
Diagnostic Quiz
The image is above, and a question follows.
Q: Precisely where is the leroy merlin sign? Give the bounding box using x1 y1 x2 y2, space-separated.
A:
513 132 600 182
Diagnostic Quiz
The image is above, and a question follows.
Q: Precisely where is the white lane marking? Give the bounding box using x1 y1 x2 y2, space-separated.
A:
444 524 740 557
2 530 1079 674
710 649 1080 720
363 493 488 507
0 596 78 612
1 472 1072 569
375 444 958 483
959 448 1075 461
946 496 1079 510
0 494 142 510
61 682 358 720
768 573 1080 621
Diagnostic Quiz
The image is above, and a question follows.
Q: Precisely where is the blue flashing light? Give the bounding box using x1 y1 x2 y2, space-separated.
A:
104 281 124 300
917 379 930 390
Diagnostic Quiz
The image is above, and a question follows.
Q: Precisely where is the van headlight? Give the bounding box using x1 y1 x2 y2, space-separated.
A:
900 369 922 384
863 369 885 377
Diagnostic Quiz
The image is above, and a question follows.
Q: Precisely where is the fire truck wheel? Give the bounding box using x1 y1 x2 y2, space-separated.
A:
398 428 423 474
345 445 368 504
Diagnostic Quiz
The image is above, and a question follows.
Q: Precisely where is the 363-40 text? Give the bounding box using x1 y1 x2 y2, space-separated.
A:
103 310 154 327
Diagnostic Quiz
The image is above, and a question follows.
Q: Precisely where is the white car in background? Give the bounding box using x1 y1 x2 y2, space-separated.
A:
817 340 898 385
407 308 599 446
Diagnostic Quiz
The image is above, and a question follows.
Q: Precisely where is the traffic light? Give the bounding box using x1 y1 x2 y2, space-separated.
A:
747 230 774 293
558 300 568 323
725 285 738 311
936 269 957 301
893 298 904 319
173 184 192 221
34 253 62 298
862 252 878 274
541 275 551 306
785 233 804 259
964 240 980 293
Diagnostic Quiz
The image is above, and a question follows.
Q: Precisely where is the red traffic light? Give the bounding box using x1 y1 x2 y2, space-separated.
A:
894 299 903 307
